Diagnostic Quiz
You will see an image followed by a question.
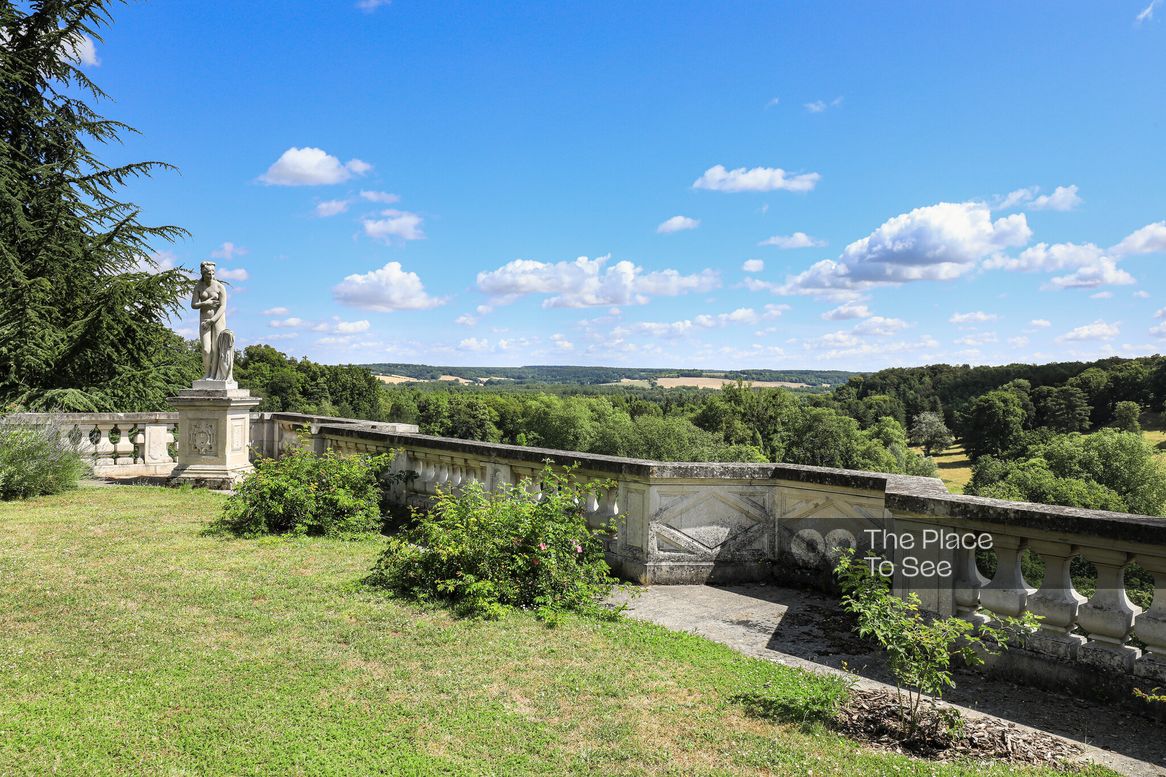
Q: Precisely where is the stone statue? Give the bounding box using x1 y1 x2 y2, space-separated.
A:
190 261 233 382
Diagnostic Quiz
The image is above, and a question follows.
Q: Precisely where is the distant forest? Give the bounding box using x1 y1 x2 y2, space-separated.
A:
357 362 856 387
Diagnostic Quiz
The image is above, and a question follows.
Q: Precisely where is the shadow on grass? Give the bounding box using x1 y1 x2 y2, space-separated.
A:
730 673 852 733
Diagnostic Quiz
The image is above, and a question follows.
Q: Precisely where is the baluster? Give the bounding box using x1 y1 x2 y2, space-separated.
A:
434 459 450 492
132 426 146 465
979 535 1035 619
93 423 115 469
1078 549 1143 672
952 544 991 626
113 424 135 466
76 424 98 466
584 479 601 516
1134 557 1166 683
1025 540 1087 659
449 461 464 491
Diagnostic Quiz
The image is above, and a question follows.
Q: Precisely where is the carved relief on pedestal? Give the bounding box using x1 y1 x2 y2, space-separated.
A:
190 420 216 456
231 419 245 452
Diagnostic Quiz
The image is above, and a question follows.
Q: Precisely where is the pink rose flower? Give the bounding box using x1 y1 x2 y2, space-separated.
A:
538 543 547 550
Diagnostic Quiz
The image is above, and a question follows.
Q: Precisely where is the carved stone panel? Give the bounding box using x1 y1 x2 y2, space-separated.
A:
650 487 771 561
777 487 885 571
231 419 245 452
190 420 216 456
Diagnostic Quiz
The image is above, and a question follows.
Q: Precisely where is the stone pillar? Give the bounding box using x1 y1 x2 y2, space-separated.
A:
168 383 261 489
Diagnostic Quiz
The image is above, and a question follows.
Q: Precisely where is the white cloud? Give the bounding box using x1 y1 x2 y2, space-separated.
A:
335 319 370 333
1134 290 1151 299
822 302 871 320
763 304 789 319
362 209 425 242
1009 336 1030 348
1030 319 1052 328
1056 320 1120 342
781 202 1030 298
315 199 350 217
332 261 447 312
263 307 290 316
955 332 999 346
1137 0 1161 23
692 164 820 193
990 241 1105 272
359 190 400 203
211 242 248 260
65 34 100 67
759 232 826 249
1152 322 1166 338
1090 291 1114 299
217 267 249 281
853 316 909 336
357 0 392 10
949 311 998 324
742 259 764 272
270 317 306 328
1048 259 1134 289
260 147 371 186
1111 221 1166 256
657 215 700 234
804 96 843 114
622 307 762 339
995 185 1081 211
455 314 477 326
458 337 491 352
476 255 719 309
1030 185 1082 211
550 333 574 351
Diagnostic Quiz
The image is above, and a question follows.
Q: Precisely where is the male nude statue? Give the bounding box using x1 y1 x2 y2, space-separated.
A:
191 261 229 380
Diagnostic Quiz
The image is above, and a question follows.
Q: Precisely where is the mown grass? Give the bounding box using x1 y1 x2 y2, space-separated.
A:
0 486 1110 776
920 444 974 494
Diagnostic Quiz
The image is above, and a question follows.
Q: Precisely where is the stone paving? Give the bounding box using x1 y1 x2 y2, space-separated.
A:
611 583 1166 777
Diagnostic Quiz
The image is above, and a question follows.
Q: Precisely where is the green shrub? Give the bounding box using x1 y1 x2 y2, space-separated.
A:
216 446 393 538
834 548 1036 737
0 419 86 500
368 465 621 621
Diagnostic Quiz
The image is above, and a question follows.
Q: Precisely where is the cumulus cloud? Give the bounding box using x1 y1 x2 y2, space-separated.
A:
332 261 447 312
1056 320 1120 342
270 317 306 328
217 267 249 281
454 314 477 326
1048 259 1134 289
822 302 872 320
853 316 909 336
949 311 998 324
781 202 1031 298
656 215 700 234
335 319 370 333
260 147 371 186
458 337 491 352
620 308 763 339
315 199 350 217
211 242 248 260
759 232 825 249
362 210 425 242
550 333 574 351
262 307 290 316
692 164 820 193
996 185 1081 212
763 304 789 319
1091 291 1114 299
1111 221 1166 256
742 259 764 272
476 255 719 309
955 332 999 346
360 190 400 203
1030 319 1052 328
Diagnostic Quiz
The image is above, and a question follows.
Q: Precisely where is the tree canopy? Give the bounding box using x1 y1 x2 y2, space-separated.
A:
0 0 196 411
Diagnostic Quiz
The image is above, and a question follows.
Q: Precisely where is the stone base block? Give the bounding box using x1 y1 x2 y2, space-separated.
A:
1079 641 1141 673
1024 630 1087 661
168 387 261 490
1134 654 1166 684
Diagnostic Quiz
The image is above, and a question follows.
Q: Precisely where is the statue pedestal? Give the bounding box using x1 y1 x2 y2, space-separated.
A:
168 384 261 489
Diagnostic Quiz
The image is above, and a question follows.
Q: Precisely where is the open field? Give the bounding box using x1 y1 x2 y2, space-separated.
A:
928 444 975 494
0 486 1085 776
605 377 813 390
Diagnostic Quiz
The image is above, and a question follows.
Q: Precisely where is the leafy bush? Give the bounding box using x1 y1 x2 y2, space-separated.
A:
834 548 1036 737
368 465 621 621
0 419 87 499
216 446 393 538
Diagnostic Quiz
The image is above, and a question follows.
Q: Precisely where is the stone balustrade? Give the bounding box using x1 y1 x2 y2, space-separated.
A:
9 408 1166 699
6 412 180 478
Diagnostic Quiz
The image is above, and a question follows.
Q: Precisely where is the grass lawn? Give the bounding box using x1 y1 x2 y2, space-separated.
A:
920 444 974 494
0 486 1107 776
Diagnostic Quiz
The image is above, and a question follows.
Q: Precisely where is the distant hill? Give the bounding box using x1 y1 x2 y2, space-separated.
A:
357 363 858 388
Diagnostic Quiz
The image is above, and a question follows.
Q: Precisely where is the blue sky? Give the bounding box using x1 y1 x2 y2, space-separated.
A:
83 0 1166 369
